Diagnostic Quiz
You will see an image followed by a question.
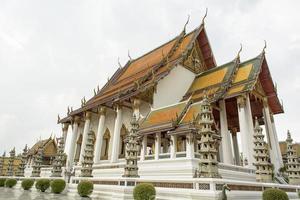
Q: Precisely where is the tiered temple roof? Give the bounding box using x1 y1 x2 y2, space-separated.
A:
139 51 283 132
60 23 216 123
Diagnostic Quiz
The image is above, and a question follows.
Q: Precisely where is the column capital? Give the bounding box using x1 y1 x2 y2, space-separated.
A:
98 106 106 116
237 95 247 108
62 123 69 132
73 115 81 124
263 97 269 107
85 111 92 120
132 98 141 109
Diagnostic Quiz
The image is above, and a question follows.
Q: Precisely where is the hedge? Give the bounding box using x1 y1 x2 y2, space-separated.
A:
0 178 6 187
35 179 50 192
263 188 289 200
50 179 66 194
5 179 17 188
77 180 93 197
21 179 35 190
133 183 156 200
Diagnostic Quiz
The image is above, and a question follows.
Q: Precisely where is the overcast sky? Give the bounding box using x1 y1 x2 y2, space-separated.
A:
0 0 300 154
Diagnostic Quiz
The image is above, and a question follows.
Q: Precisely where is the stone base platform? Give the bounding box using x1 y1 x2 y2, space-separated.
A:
69 177 300 200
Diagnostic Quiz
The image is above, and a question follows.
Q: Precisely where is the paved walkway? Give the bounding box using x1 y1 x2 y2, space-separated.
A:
0 188 88 200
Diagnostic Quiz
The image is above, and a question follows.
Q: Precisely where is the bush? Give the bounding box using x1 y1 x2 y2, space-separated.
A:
50 179 66 194
35 179 50 192
5 178 17 188
21 179 35 190
263 188 289 200
77 180 93 197
0 178 6 187
133 183 156 200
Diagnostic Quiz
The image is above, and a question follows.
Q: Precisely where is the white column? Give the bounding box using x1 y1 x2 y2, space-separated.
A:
111 105 123 163
155 132 161 160
231 129 240 165
140 135 147 161
93 107 106 163
245 94 255 167
79 111 92 163
186 133 195 159
263 99 282 172
237 96 251 167
133 98 141 119
170 135 177 159
270 114 284 167
66 116 80 169
219 99 234 164
62 123 69 144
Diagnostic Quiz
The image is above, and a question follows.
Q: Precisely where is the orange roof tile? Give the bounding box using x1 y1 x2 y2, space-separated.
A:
141 101 188 128
180 102 202 124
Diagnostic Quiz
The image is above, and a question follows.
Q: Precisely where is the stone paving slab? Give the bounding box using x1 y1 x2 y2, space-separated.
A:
0 188 89 200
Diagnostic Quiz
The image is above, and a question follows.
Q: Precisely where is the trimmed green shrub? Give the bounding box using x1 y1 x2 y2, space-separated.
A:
0 178 6 187
5 178 17 188
263 188 289 200
77 180 93 197
50 179 66 194
21 179 35 190
133 183 156 200
35 179 50 192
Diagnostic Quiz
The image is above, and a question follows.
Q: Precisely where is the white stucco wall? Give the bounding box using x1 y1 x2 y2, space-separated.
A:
153 64 195 109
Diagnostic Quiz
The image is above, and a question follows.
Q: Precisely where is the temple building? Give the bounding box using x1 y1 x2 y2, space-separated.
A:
27 137 58 166
6 15 298 199
59 18 283 178
0 152 21 176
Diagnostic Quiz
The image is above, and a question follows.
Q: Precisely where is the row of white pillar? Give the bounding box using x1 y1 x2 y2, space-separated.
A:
61 94 283 172
64 99 141 170
219 94 283 172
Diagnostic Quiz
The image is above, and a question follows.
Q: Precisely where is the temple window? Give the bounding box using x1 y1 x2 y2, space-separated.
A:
101 128 111 160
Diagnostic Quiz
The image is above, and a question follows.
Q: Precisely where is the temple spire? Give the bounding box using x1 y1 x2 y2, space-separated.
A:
123 115 140 177
253 117 273 182
196 95 220 178
51 137 65 177
80 130 95 177
31 146 43 177
7 147 15 176
286 130 300 185
17 145 28 177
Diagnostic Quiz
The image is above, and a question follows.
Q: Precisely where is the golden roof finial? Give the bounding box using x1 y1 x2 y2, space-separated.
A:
57 114 60 123
262 40 267 53
201 8 208 25
236 43 243 59
183 14 190 34
118 57 122 68
128 50 132 61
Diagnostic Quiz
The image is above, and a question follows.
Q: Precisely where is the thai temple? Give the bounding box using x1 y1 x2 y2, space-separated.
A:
1 14 300 199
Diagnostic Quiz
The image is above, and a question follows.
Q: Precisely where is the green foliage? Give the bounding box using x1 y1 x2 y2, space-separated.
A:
263 188 289 200
21 179 35 190
77 180 94 197
0 178 6 187
5 178 17 188
133 183 156 200
50 179 66 194
35 179 50 192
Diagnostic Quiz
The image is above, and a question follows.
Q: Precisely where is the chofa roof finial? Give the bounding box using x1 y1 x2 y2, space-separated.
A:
201 8 208 25
262 40 267 53
57 114 60 123
183 14 190 34
118 57 122 68
128 50 132 61
237 43 243 59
